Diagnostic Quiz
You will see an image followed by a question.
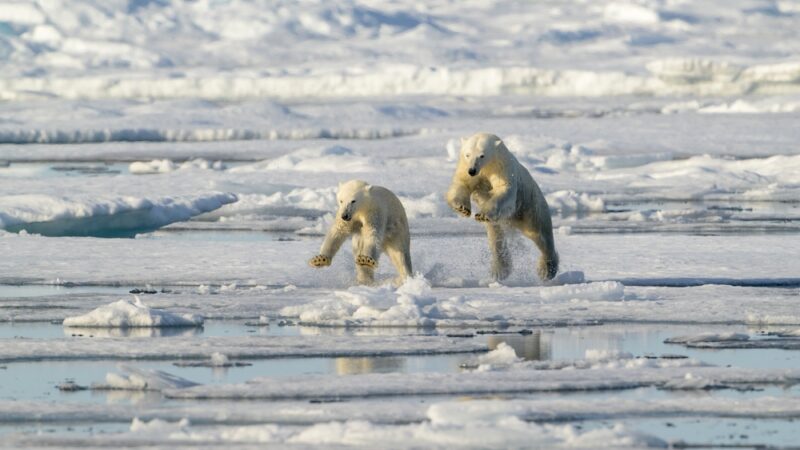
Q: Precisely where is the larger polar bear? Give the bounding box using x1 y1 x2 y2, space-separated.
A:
309 179 412 285
446 132 558 281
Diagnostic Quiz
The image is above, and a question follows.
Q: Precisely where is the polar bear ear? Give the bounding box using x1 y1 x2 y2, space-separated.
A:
460 136 467 145
494 139 502 148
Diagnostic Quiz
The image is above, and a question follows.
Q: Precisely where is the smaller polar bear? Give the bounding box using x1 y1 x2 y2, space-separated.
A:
309 179 412 285
446 133 558 281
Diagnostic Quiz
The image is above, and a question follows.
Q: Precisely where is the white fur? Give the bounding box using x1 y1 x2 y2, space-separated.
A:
311 179 412 285
446 133 558 281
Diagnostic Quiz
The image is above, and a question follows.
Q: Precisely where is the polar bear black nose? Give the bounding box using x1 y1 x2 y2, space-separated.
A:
341 213 351 221
468 168 477 176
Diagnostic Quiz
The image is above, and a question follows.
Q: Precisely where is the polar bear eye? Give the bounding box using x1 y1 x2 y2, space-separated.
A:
350 200 356 204
480 155 485 159
465 154 470 158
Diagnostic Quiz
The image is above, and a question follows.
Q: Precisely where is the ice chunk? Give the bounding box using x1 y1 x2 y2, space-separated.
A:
664 332 750 344
63 296 204 328
95 365 199 391
130 417 190 433
472 342 522 371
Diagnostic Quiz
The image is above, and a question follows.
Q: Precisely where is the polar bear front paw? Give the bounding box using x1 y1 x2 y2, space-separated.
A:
453 204 471 217
355 254 378 268
309 255 331 268
474 212 492 222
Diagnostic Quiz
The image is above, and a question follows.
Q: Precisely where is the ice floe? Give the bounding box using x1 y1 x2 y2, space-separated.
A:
165 365 800 400
0 192 237 237
0 335 485 363
4 395 800 429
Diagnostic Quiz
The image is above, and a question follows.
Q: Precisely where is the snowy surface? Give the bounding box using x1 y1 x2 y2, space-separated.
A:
1 0 799 101
1 233 799 287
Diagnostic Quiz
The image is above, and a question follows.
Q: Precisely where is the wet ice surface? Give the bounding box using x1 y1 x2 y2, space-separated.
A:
2 223 800 448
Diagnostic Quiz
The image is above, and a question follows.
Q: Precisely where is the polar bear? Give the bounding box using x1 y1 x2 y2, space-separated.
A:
309 179 412 285
446 132 558 281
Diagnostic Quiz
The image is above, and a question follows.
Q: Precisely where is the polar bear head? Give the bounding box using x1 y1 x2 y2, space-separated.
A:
336 179 372 222
460 132 503 177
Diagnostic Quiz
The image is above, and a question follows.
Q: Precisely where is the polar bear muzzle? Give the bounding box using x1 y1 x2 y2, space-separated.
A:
340 200 356 221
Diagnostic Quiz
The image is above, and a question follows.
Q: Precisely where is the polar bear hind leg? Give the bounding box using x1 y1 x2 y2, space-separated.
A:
385 243 412 285
520 227 559 281
485 223 512 281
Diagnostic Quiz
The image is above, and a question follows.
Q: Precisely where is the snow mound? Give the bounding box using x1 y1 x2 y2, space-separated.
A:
94 365 199 391
0 192 237 237
510 138 674 173
546 190 605 214
660 372 730 390
282 278 627 327
539 282 625 302
208 187 336 221
230 146 377 173
63 296 204 328
398 193 449 219
282 275 442 327
129 158 224 174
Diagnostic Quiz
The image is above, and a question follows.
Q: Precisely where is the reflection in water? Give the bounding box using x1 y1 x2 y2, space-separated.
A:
487 331 552 361
63 327 202 338
298 326 420 337
334 357 406 375
97 389 163 405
